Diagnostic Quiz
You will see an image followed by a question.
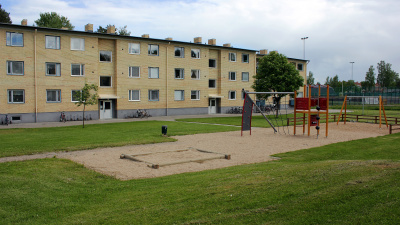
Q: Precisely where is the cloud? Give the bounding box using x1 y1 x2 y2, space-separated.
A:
6 0 400 83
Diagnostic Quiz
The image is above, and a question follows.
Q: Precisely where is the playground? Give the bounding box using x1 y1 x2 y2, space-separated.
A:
57 122 387 180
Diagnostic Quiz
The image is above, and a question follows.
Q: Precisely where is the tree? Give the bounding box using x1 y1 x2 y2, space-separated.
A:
74 83 98 128
364 65 375 91
307 71 315 85
96 25 108 33
117 25 131 36
252 52 304 116
324 75 341 87
34 12 74 30
0 4 12 23
377 61 399 88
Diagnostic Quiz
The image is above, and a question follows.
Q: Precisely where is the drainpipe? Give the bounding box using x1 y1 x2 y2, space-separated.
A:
166 43 170 116
34 29 38 122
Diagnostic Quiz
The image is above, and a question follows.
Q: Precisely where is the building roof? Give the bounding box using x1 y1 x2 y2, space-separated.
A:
0 22 257 52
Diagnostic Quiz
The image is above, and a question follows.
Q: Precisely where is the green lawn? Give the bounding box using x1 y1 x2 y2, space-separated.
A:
1 132 399 224
0 121 239 157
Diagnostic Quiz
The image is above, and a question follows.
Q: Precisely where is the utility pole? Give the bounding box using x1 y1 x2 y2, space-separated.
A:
350 62 355 80
301 37 308 59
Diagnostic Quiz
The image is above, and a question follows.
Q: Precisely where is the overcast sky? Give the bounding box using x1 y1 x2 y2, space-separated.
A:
2 0 399 84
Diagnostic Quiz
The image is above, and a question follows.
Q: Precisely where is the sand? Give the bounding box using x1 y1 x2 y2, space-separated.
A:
51 123 388 180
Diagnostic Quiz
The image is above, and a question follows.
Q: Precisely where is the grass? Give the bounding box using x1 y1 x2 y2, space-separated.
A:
0 120 239 158
1 132 399 224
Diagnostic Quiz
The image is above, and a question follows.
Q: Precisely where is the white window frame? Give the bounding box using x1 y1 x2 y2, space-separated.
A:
46 62 61 76
100 76 112 87
71 64 85 76
148 90 159 101
7 61 24 75
129 90 140 101
209 79 216 88
191 49 200 59
242 54 249 63
129 66 140 78
174 90 185 101
148 67 159 79
297 63 304 71
70 38 84 51
71 90 82 102
175 47 184 58
129 43 140 54
229 53 236 62
209 59 216 68
148 44 159 56
46 89 61 103
191 90 200 100
8 89 25 104
229 91 236 100
45 35 60 49
229 72 236 81
191 69 200 79
100 51 112 62
6 32 23 47
242 72 249 82
174 68 184 79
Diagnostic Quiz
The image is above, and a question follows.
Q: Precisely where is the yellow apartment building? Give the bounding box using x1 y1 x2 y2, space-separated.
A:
1 21 307 123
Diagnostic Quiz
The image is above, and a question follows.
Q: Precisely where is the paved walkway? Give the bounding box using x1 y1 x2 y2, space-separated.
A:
0 113 242 129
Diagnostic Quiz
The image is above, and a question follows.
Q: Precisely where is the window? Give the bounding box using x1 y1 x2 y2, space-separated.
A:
129 90 140 101
175 47 184 58
242 72 249 82
11 116 21 121
191 90 200 100
100 51 112 62
129 43 140 54
297 63 304 71
242 54 249 63
7 61 24 75
148 90 159 101
191 69 200 79
175 68 184 79
8 90 24 103
100 76 112 87
149 67 159 78
71 90 82 102
229 53 236 62
71 64 84 76
129 66 140 78
46 63 61 76
45 36 60 49
209 79 216 88
229 72 236 81
6 32 23 46
148 44 159 56
191 49 200 58
209 59 216 68
229 91 236 100
71 38 84 50
174 90 184 101
46 90 61 103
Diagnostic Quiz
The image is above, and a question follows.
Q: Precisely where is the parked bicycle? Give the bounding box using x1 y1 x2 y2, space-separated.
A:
2 115 10 126
60 112 66 123
136 109 151 118
226 106 242 114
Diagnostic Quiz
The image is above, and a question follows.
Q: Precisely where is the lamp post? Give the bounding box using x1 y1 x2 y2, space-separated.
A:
350 62 355 81
301 37 308 59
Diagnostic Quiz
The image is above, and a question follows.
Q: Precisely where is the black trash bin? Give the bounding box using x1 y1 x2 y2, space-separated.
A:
162 125 167 135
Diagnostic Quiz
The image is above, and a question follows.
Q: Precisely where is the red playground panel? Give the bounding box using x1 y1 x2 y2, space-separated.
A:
319 98 327 110
311 98 318 107
310 115 318 126
296 98 309 110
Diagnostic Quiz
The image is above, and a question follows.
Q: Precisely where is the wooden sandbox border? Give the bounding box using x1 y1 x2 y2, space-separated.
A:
120 147 231 169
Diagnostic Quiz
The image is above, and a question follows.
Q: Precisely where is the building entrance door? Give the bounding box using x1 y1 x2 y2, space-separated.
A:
99 100 113 119
209 98 217 114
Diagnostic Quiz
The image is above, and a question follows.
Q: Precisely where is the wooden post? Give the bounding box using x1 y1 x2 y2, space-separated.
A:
337 95 347 125
326 85 329 137
294 91 297 135
308 85 311 136
379 96 382 128
381 97 388 128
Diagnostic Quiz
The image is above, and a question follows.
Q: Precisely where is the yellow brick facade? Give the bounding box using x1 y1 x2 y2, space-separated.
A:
1 23 260 123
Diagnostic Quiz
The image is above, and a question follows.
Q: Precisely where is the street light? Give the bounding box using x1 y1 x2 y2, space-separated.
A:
350 62 355 80
301 37 308 59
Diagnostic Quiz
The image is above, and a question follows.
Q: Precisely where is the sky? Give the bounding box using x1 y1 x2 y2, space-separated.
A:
2 0 400 84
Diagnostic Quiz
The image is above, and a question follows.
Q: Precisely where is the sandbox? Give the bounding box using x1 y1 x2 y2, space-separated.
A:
58 123 388 180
